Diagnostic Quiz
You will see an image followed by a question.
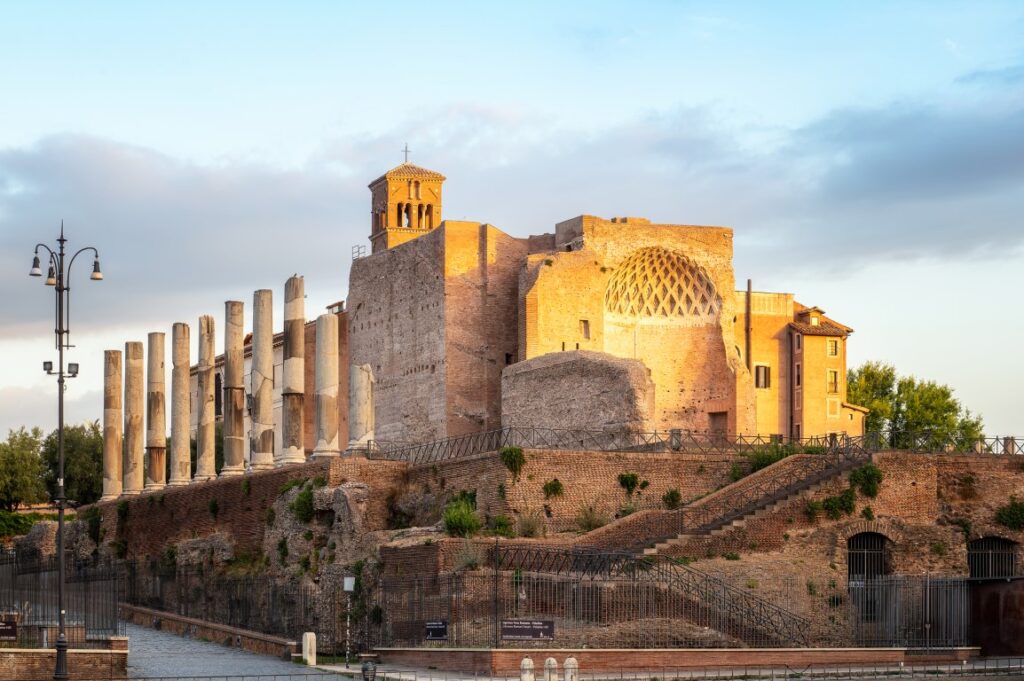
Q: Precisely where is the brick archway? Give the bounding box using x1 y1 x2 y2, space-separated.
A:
831 519 906 577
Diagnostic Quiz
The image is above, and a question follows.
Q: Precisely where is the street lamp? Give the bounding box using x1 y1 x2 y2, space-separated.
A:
29 223 102 680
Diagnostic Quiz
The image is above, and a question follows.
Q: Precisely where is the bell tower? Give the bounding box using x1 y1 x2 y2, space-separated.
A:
368 159 446 254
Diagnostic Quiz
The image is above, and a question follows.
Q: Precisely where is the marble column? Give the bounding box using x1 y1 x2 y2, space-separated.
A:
347 364 376 447
168 322 191 486
144 332 166 492
249 289 275 471
100 350 123 501
278 276 306 465
220 300 246 477
122 341 144 495
194 315 217 482
312 313 340 458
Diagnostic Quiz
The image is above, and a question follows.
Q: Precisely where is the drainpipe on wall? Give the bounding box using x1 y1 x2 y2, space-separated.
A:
745 279 752 372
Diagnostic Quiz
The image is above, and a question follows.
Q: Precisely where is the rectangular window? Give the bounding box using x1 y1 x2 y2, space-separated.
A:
755 364 771 389
827 339 839 357
795 363 802 388
580 319 591 340
795 333 802 351
827 369 839 394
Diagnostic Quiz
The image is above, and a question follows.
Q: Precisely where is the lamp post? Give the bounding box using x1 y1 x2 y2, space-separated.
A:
29 223 103 680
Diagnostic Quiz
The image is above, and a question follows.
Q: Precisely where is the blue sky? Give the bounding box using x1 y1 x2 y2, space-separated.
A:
1 1 1022 434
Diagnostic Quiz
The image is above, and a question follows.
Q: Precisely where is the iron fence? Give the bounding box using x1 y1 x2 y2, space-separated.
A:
372 546 809 650
849 576 970 648
0 552 123 649
365 427 1023 468
365 427 852 466
120 563 352 654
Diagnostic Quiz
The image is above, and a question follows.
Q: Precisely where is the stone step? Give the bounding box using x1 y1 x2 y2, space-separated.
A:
644 477 836 555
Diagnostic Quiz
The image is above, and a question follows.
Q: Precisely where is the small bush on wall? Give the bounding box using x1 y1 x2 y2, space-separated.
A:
290 489 314 523
443 498 481 537
995 498 1024 531
499 447 526 480
576 505 608 531
618 472 639 496
849 463 883 498
662 488 683 510
542 478 564 499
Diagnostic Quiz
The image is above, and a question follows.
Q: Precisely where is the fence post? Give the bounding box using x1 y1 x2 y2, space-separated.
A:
520 657 535 681
544 657 558 681
564 656 579 681
494 536 500 648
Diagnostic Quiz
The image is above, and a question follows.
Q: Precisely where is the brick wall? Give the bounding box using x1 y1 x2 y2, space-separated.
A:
90 456 407 561
0 647 127 681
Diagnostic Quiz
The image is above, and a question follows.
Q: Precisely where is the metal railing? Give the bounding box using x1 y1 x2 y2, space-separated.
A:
365 428 851 466
365 427 1024 467
0 552 123 649
374 545 810 650
121 563 351 654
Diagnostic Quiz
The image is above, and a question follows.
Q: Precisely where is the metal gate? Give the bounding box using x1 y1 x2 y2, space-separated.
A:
849 575 970 648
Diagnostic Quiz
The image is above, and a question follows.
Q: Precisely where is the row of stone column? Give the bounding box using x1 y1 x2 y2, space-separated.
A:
100 275 342 500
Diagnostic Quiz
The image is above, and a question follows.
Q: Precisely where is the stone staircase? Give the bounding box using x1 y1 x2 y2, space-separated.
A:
644 476 836 555
629 445 870 556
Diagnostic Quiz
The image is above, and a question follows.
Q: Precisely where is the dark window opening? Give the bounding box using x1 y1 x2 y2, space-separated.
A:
969 537 1017 579
848 532 890 623
755 365 771 389
214 372 223 418
505 353 513 365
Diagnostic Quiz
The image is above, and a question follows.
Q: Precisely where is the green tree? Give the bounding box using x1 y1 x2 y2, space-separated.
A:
847 362 984 442
847 362 896 433
41 421 103 507
0 427 48 511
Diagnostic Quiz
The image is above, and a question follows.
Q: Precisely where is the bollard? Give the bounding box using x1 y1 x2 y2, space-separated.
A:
564 656 579 681
544 657 558 681
302 631 317 666
520 656 535 681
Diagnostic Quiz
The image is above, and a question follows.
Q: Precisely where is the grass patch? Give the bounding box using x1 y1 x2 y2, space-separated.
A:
443 498 480 537
542 478 564 499
499 447 525 480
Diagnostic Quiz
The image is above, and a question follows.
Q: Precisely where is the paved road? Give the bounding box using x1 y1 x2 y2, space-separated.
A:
126 623 339 679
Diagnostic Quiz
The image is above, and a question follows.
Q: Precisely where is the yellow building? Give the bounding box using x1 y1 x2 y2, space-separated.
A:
348 162 865 442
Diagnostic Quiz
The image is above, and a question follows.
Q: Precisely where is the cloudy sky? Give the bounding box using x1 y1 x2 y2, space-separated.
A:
1 1 1022 435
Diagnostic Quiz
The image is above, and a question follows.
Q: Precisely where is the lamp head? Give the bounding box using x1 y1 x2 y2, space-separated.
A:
68 363 79 377
90 258 103 281
45 266 56 286
42 361 53 373
29 255 41 277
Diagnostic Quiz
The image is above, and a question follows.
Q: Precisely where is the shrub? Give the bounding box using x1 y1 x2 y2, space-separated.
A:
662 488 683 510
860 506 875 521
208 499 219 519
290 489 314 523
618 472 640 496
265 507 276 524
80 506 102 544
729 463 746 482
517 511 545 538
303 529 313 541
111 539 128 559
299 554 311 573
722 552 740 561
849 463 883 498
617 504 636 518
280 479 304 495
499 447 526 480
746 579 759 589
953 517 972 538
958 474 978 500
748 447 790 473
822 489 856 520
828 594 844 608
806 580 817 596
995 498 1024 530
277 537 289 563
542 479 564 499
443 498 481 537
455 540 484 570
312 476 327 488
804 500 824 522
241 479 251 497
576 505 609 532
930 541 947 557
490 514 515 538
497 483 506 500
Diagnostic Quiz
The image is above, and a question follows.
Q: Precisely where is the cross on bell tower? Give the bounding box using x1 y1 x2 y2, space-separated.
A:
367 158 446 254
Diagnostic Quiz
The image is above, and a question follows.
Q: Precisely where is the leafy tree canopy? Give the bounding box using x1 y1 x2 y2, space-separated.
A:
848 361 983 441
0 427 48 511
42 421 103 507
